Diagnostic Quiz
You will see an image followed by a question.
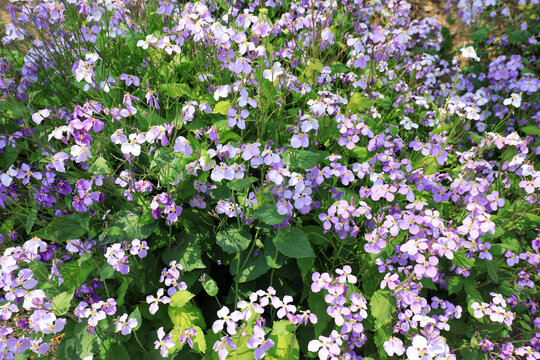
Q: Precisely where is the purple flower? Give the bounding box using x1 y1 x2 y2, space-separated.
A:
146 288 171 315
115 313 138 335
154 327 175 357
227 108 248 130
247 325 275 359
213 336 237 360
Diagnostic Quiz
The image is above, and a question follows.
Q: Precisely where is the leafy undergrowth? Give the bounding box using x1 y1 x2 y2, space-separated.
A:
0 0 539 359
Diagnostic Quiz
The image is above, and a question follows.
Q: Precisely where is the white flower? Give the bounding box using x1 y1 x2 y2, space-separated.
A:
32 109 51 125
71 144 92 163
503 93 522 108
461 46 480 61
137 34 158 49
121 133 145 157
263 62 283 82
399 116 418 130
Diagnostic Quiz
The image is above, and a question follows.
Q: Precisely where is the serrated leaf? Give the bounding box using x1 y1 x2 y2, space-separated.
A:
212 101 232 115
112 210 156 240
229 177 257 191
273 227 315 259
47 213 90 242
88 157 112 175
448 277 464 295
291 150 320 170
346 93 374 114
230 252 269 283
52 289 74 315
171 290 195 308
453 251 475 268
216 228 251 253
159 83 192 98
297 257 314 280
168 302 206 329
162 233 205 272
105 343 130 360
252 204 286 225
370 290 396 329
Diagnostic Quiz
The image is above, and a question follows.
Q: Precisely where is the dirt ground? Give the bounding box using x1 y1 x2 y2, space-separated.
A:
408 0 471 49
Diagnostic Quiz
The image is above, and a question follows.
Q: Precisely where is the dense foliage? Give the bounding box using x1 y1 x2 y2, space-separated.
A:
0 0 539 359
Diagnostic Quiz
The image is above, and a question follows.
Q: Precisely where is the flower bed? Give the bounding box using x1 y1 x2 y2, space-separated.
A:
0 0 539 359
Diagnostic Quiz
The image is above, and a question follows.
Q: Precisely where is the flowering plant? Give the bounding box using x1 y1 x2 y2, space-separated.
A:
0 0 539 359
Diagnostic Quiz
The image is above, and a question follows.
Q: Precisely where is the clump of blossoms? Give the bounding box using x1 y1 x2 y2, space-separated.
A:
0 0 539 359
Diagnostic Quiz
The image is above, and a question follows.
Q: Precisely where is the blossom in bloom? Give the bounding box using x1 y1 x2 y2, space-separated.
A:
121 133 146 157
32 109 51 124
503 93 522 108
213 336 237 360
263 62 283 82
461 46 480 61
308 333 341 360
246 325 275 359
50 152 69 172
400 116 418 130
146 288 171 315
154 327 175 357
115 313 138 335
383 336 405 356
212 306 243 335
71 144 92 163
173 136 193 157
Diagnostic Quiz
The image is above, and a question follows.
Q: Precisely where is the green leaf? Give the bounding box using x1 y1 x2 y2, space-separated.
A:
112 210 156 240
210 185 232 200
202 277 219 297
448 277 464 295
303 225 330 246
297 257 314 280
47 213 90 242
0 146 18 168
212 101 232 115
252 204 286 225
170 325 206 354
273 227 315 258
105 343 130 360
60 259 96 290
346 93 374 114
171 290 195 308
308 292 331 336
88 157 112 175
370 290 396 329
229 177 257 191
302 58 323 82
471 27 489 43
453 251 475 268
51 289 74 315
465 283 483 317
168 302 206 329
25 209 38 234
159 83 192 98
349 146 370 161
162 233 206 272
230 252 269 283
486 261 499 282
216 228 251 254
129 306 142 332
521 125 540 135
290 150 320 169
271 320 296 336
